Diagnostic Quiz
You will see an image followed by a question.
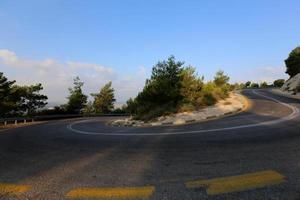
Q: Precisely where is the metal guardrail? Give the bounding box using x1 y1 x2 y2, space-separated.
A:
0 113 129 126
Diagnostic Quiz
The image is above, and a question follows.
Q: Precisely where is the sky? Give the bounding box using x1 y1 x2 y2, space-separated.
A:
0 0 299 106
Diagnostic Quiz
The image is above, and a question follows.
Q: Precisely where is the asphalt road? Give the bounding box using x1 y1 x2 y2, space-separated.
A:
0 89 300 200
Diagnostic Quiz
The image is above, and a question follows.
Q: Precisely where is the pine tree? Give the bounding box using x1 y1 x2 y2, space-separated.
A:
0 72 16 116
66 76 87 114
91 81 115 113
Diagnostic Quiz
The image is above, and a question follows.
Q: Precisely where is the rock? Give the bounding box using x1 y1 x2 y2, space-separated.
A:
151 122 162 126
281 73 300 93
161 118 174 124
173 119 186 125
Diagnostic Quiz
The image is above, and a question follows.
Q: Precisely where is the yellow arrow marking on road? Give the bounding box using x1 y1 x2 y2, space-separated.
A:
185 170 285 195
0 183 31 195
66 186 155 199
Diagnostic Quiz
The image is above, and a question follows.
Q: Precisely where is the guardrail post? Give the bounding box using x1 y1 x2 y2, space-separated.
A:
15 120 17 125
4 121 7 126
24 119 26 124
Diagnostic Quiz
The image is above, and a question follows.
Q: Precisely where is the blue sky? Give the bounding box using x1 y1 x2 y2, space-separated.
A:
0 0 299 105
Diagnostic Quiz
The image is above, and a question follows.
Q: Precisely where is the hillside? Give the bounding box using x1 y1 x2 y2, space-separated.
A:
281 73 300 94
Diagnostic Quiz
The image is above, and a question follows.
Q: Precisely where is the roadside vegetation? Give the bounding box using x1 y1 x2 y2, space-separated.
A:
0 73 118 118
51 77 118 116
123 56 233 121
0 72 47 118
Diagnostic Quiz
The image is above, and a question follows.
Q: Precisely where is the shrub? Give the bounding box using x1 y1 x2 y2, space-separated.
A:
201 93 217 106
178 103 196 112
111 108 126 114
260 81 269 88
179 66 204 108
214 70 230 87
245 81 251 88
135 102 176 121
273 79 285 88
199 82 217 106
250 83 259 88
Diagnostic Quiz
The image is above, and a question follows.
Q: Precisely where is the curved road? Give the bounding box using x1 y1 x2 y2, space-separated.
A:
0 89 300 200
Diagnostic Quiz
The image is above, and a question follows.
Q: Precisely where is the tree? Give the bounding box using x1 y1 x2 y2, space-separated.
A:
134 56 184 118
91 81 115 113
148 55 184 104
124 98 138 115
179 66 204 108
13 84 48 115
245 81 251 88
0 72 47 116
66 76 87 114
250 83 259 88
214 70 230 87
0 72 16 116
83 101 94 116
260 81 268 88
285 46 300 77
273 79 285 88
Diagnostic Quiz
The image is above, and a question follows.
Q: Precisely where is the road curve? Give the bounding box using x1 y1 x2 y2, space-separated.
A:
67 90 299 136
0 89 300 200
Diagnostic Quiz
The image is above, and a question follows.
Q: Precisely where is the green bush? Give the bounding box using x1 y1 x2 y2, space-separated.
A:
260 82 269 88
245 81 251 88
214 70 230 87
134 102 177 121
250 83 259 88
126 56 233 120
199 82 217 106
179 66 204 108
273 79 285 88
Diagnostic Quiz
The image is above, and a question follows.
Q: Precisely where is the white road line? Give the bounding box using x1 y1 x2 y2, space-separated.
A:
67 90 300 136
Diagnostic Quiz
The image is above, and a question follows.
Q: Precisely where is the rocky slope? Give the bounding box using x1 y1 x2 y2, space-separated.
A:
281 73 300 94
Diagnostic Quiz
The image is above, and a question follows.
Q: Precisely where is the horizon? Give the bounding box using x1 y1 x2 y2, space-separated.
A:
1 0 298 106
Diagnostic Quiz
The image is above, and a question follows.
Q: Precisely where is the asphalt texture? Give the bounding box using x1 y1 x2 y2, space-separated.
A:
0 89 300 200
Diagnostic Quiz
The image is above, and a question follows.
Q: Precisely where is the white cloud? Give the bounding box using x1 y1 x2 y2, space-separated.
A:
231 66 288 84
254 66 288 83
0 49 147 106
0 49 56 70
66 61 115 74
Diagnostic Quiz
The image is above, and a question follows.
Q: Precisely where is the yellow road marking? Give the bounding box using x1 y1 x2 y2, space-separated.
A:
185 170 285 195
0 183 31 195
66 186 155 199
